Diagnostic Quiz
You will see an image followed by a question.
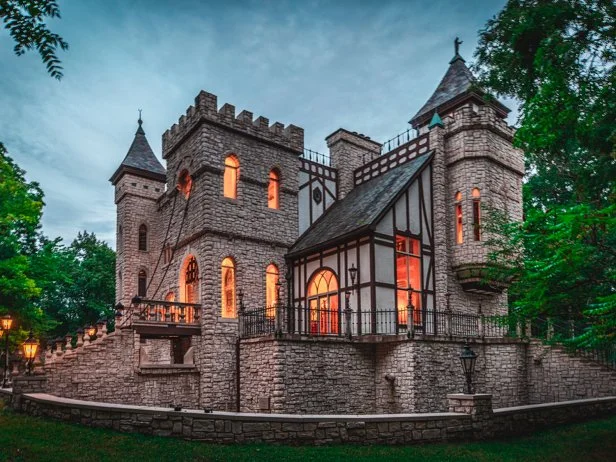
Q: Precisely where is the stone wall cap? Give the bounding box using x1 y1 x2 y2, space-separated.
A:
447 393 493 400
494 396 616 415
22 393 469 422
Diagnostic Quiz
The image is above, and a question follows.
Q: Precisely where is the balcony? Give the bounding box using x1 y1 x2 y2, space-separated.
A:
129 298 202 336
239 304 514 340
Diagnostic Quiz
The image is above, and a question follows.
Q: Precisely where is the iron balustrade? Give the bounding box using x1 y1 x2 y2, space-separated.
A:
301 148 331 167
239 305 513 339
131 298 201 325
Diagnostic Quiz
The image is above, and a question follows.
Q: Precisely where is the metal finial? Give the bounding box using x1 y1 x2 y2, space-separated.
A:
454 37 463 56
138 109 143 127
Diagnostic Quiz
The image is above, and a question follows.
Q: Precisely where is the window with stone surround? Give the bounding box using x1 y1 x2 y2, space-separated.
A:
455 191 463 244
118 225 123 251
472 188 481 241
265 264 279 317
395 235 422 325
221 257 236 318
268 169 280 209
179 256 198 323
138 269 147 297
138 224 148 251
307 269 339 335
224 155 239 199
177 169 192 199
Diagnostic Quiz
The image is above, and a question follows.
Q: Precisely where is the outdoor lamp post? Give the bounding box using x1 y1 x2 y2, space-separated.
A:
459 341 478 394
1 314 13 388
22 331 39 375
86 325 96 339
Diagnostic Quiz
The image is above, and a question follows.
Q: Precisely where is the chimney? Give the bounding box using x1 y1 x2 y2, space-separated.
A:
326 129 382 199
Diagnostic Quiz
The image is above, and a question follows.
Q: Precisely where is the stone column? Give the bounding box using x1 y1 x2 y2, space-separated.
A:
11 376 47 411
447 393 494 439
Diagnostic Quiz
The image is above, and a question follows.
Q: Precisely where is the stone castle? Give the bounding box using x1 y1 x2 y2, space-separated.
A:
39 46 615 414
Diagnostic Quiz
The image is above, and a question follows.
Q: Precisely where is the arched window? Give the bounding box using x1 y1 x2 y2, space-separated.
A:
268 169 280 209
118 225 123 251
185 257 198 304
224 155 239 199
179 256 199 323
138 270 147 297
307 269 339 335
472 188 481 241
221 257 236 318
455 192 463 244
138 224 148 251
177 169 192 199
118 271 122 299
265 264 279 317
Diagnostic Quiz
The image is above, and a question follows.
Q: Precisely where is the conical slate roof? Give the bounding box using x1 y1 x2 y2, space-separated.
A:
109 119 166 185
410 54 475 126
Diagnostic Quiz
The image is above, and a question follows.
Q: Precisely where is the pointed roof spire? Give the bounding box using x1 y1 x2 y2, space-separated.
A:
109 115 166 185
409 38 509 128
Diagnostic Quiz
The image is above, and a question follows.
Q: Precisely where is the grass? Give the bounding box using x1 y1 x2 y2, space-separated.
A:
0 405 615 462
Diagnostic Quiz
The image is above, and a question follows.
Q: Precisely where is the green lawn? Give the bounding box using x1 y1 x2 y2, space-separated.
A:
0 406 615 462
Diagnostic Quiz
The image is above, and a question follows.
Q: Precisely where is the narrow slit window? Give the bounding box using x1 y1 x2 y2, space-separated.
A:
455 192 463 244
138 270 147 297
221 257 236 318
265 264 279 317
224 155 239 199
268 169 280 209
472 188 481 241
138 224 148 251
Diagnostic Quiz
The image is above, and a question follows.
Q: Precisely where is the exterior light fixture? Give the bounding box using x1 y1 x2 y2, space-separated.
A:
1 315 13 387
86 326 96 338
348 264 358 288
115 302 124 320
459 341 478 394
22 331 39 375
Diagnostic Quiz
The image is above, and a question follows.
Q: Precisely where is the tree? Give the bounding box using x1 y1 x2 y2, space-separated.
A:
1 0 69 79
0 143 45 333
475 0 616 347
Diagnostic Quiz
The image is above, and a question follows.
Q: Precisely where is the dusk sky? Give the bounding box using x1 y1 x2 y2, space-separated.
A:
0 0 513 248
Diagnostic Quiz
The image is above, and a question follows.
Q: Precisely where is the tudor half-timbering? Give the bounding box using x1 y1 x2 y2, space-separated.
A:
101 45 525 412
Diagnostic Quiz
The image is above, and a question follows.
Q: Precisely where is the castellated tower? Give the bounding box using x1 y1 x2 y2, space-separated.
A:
109 118 166 308
410 50 524 316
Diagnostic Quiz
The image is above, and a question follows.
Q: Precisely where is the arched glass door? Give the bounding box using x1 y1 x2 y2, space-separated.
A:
307 269 339 335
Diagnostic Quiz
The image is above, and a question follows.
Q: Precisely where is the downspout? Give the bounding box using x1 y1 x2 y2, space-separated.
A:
236 337 241 412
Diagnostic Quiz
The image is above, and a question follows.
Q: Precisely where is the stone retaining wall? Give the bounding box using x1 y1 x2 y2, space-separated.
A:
1 391 614 445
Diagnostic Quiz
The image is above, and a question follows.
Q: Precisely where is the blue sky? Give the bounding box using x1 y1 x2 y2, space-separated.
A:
0 0 512 247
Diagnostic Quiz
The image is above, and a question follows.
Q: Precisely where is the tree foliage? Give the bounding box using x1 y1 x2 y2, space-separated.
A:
0 0 69 79
476 0 616 347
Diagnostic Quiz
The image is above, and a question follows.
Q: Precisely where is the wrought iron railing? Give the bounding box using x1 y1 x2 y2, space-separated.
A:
131 298 201 325
301 148 331 166
239 305 512 339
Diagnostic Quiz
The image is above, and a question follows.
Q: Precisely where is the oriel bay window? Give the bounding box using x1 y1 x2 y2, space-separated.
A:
307 269 339 335
265 264 279 317
395 235 422 325
221 257 236 318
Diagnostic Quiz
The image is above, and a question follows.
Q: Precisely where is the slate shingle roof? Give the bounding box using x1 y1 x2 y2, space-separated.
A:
410 55 475 126
109 121 166 184
288 151 433 257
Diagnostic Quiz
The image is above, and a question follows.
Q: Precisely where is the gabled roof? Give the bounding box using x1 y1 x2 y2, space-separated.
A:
109 119 166 185
288 152 433 257
409 54 509 128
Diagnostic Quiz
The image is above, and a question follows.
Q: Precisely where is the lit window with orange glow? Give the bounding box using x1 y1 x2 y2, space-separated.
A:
224 155 239 199
265 264 279 317
472 188 481 241
395 235 422 325
221 257 236 318
177 169 192 199
307 269 339 335
455 191 463 244
268 169 280 209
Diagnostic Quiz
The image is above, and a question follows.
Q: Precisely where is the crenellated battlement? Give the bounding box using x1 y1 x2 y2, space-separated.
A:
162 90 304 158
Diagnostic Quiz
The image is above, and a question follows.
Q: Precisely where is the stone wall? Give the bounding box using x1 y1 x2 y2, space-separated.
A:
42 329 199 408
240 336 376 414
4 391 614 445
527 340 616 403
